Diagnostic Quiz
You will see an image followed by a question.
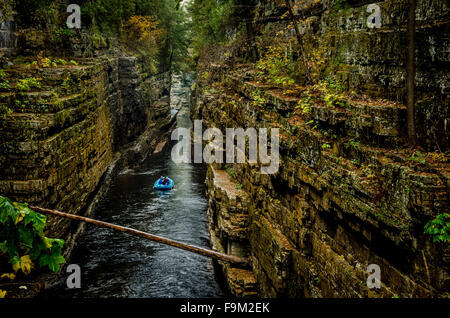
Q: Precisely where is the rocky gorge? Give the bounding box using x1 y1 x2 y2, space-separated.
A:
0 3 175 294
0 0 448 300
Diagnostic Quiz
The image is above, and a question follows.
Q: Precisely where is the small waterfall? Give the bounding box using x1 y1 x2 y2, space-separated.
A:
0 14 16 52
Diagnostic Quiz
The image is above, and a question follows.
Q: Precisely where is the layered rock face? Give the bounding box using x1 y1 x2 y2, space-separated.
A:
192 0 449 298
0 56 171 240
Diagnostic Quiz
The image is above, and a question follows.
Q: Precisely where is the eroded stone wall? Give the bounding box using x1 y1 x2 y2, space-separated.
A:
260 0 449 150
0 56 171 239
193 0 449 298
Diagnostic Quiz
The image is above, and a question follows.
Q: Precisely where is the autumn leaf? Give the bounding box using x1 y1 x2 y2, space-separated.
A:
11 256 20 273
0 273 16 280
20 255 33 275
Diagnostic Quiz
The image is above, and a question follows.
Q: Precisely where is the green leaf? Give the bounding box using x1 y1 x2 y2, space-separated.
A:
18 226 34 249
9 255 20 273
29 240 46 261
0 197 19 224
39 253 66 273
424 213 450 244
49 238 65 249
24 211 46 236
0 196 65 274
0 240 7 254
6 236 18 258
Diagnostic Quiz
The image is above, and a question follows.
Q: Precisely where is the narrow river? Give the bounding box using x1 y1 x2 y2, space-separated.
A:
42 75 225 298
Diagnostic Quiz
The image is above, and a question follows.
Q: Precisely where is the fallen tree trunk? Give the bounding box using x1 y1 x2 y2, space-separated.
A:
30 205 250 267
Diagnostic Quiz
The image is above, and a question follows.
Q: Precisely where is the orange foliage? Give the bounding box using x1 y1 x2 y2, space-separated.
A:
123 16 165 57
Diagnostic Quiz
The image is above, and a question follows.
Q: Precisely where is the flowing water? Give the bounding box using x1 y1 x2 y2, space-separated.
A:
42 76 225 298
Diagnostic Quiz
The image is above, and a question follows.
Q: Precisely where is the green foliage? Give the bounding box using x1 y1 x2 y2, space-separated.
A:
296 96 312 114
53 59 68 66
226 166 235 178
410 151 427 165
81 0 153 33
190 0 254 54
13 0 189 72
306 119 318 130
424 213 450 244
252 90 266 108
53 26 74 43
0 70 11 91
190 0 231 50
256 45 296 88
14 0 59 28
347 138 360 150
296 77 348 116
0 196 66 274
14 99 30 109
323 91 347 108
332 0 352 10
156 0 191 72
319 79 348 108
79 0 190 70
16 77 41 91
0 0 15 22
0 104 12 120
61 76 73 93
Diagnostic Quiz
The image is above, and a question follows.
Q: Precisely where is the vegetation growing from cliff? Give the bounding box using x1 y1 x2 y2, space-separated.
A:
0 70 11 91
83 0 190 71
189 0 256 59
0 196 66 278
0 0 15 21
256 45 296 89
16 77 40 91
8 0 190 71
424 213 450 245
123 15 165 71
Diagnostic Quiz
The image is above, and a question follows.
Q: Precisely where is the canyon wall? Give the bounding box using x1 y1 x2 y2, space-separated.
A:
192 0 449 297
0 55 171 242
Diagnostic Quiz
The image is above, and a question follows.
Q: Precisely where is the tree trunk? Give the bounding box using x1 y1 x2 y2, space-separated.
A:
246 20 258 62
30 205 250 267
407 0 417 147
284 0 310 83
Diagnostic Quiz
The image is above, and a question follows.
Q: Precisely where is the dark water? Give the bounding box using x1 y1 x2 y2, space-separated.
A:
42 107 225 298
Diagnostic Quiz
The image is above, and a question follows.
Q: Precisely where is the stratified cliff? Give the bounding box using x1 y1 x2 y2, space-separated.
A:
192 0 449 297
0 2 173 257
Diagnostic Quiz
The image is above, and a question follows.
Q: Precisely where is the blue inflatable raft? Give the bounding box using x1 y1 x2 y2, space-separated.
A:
154 177 174 191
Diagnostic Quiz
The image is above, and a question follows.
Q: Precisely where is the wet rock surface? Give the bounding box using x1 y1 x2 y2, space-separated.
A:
192 0 450 298
0 56 172 243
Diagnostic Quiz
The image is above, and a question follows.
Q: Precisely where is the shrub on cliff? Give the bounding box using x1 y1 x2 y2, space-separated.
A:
0 196 66 276
424 213 450 245
122 15 165 70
